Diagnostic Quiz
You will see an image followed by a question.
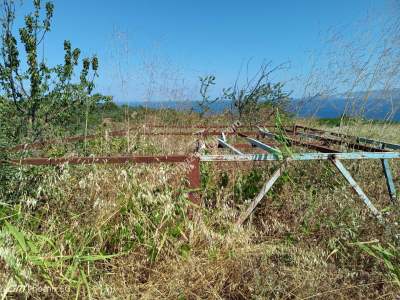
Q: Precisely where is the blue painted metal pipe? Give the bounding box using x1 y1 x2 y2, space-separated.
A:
381 158 397 202
357 137 400 150
201 152 400 162
244 136 283 159
331 158 384 223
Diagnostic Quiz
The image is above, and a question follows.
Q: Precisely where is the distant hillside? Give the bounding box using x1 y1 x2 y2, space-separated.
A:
121 89 400 121
292 89 400 121
124 100 232 114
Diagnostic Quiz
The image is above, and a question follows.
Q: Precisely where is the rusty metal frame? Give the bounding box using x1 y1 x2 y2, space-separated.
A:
3 123 399 225
291 128 387 152
8 154 202 204
292 125 398 202
10 155 189 165
204 151 399 224
294 125 400 150
217 126 399 224
257 127 341 153
7 130 264 152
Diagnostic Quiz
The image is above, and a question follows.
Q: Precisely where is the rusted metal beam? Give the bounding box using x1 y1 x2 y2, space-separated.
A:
292 130 387 152
294 125 399 151
9 154 202 205
257 128 341 153
294 125 346 138
358 137 400 151
187 156 201 205
9 151 400 166
232 143 262 149
11 155 190 165
286 136 341 153
135 124 277 129
7 130 261 152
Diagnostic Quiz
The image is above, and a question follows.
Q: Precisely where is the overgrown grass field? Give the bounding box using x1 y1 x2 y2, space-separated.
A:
1 111 400 299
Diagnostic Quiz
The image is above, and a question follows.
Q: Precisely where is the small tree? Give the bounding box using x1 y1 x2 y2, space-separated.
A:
198 63 290 122
0 0 109 142
198 75 219 117
224 63 290 120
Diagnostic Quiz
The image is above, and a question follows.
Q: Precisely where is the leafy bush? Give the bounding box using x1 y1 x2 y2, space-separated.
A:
234 168 263 203
357 241 400 287
0 0 110 143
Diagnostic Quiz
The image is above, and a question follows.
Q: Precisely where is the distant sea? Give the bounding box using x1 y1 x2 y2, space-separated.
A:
121 98 400 122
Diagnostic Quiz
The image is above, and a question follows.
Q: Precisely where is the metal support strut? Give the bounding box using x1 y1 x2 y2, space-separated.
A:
380 143 397 203
236 163 285 225
217 134 244 155
330 158 384 223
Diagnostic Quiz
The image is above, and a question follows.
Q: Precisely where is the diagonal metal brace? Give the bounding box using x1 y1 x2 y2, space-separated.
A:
245 136 283 159
330 158 384 223
217 137 244 155
236 163 285 225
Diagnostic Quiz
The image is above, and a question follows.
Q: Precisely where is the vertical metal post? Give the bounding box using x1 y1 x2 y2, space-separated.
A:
293 124 298 135
187 156 201 205
382 158 396 202
380 144 397 202
330 158 384 222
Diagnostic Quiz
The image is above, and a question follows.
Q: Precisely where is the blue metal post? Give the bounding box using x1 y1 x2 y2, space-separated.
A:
380 143 397 202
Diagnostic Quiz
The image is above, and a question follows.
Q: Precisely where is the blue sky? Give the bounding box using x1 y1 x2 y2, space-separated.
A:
14 0 394 101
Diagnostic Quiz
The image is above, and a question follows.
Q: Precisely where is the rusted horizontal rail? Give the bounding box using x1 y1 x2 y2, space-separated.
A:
259 126 385 153
131 124 277 129
10 155 190 165
294 125 399 150
8 130 262 152
285 134 341 153
291 128 387 152
7 123 292 152
294 125 346 138
7 154 202 204
254 129 341 153
7 151 399 166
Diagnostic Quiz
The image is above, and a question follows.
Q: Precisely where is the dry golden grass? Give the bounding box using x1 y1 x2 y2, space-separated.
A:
1 114 399 299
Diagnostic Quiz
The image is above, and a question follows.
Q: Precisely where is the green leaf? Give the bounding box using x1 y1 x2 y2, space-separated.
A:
5 221 27 253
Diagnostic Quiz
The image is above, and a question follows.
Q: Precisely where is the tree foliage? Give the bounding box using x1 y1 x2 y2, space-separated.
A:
198 75 219 116
199 63 290 121
0 0 109 143
224 63 290 119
